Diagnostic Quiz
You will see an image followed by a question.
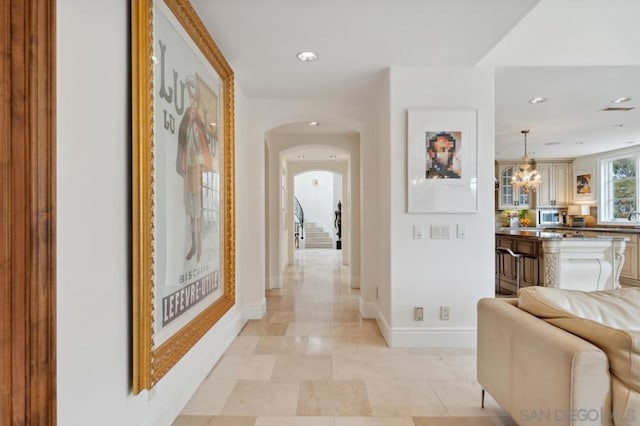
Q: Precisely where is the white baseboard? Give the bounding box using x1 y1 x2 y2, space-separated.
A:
245 298 267 320
359 298 378 319
144 306 246 426
388 326 477 348
359 300 476 348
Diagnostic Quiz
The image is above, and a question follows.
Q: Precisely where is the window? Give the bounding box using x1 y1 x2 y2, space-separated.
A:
599 153 638 222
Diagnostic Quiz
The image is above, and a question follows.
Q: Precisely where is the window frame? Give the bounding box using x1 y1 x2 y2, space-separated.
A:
598 151 640 224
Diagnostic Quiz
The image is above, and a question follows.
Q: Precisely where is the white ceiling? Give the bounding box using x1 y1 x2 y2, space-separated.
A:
190 1 639 161
495 66 640 160
192 0 539 99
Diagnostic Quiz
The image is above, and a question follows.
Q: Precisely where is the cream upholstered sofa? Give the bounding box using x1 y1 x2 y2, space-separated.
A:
477 287 640 426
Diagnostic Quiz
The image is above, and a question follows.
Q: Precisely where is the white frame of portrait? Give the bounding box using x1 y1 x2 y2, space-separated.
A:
407 109 478 213
574 169 596 201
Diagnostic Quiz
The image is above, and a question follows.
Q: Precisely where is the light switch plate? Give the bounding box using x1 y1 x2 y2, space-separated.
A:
456 224 465 239
430 225 449 239
413 225 425 239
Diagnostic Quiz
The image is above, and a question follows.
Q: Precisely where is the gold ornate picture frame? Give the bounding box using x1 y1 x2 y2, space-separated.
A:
132 0 235 393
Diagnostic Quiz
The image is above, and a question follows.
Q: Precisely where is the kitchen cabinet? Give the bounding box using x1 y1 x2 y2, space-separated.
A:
536 162 571 207
497 162 531 209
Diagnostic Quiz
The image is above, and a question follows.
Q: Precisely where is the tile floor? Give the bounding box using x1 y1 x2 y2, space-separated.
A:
173 249 516 426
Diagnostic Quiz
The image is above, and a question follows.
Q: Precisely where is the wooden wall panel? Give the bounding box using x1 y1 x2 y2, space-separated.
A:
1 0 57 424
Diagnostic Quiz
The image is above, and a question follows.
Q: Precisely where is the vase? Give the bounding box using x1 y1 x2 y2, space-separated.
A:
510 217 519 228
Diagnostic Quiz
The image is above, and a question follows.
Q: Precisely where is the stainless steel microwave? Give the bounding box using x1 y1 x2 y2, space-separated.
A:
537 209 563 225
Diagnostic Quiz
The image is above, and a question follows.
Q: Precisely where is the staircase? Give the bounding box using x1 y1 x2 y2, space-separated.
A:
303 222 334 248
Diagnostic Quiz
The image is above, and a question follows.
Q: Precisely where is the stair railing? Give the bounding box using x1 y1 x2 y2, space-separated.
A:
294 196 304 241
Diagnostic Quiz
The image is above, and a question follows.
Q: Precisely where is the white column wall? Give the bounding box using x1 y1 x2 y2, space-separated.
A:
57 1 256 425
385 67 496 347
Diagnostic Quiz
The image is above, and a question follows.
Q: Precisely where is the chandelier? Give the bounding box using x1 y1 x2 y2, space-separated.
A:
511 129 541 193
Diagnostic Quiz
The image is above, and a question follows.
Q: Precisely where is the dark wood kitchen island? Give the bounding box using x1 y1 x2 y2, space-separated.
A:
495 229 626 294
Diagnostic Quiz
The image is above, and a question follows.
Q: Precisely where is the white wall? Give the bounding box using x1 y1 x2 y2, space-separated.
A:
295 171 337 235
384 67 496 347
57 1 254 425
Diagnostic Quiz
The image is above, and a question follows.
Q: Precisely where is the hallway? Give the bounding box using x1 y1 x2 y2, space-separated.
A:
173 249 513 426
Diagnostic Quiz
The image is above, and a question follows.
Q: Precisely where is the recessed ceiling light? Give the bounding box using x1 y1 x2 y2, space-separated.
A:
545 142 561 146
308 121 319 127
574 141 584 145
612 97 632 104
626 141 636 145
528 97 548 104
297 155 305 159
297 51 318 62
613 124 625 128
329 155 336 159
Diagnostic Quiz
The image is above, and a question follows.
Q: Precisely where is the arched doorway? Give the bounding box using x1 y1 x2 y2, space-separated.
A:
264 123 361 291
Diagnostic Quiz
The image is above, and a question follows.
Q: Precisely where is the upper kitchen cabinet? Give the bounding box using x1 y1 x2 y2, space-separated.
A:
497 162 531 209
536 161 572 208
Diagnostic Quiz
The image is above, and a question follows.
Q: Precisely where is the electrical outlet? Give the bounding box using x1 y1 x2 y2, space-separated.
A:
440 305 450 320
414 306 424 321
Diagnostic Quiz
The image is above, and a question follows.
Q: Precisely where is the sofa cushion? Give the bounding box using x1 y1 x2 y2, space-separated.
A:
518 286 640 425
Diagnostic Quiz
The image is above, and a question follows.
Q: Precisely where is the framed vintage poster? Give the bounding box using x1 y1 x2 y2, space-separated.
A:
407 109 478 213
132 0 235 393
574 169 595 201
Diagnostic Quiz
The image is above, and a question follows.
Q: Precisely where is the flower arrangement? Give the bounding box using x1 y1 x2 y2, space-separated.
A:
503 210 519 219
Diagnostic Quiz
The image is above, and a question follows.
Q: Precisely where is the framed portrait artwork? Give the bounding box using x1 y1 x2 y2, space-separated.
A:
131 0 235 393
407 109 478 213
574 170 595 201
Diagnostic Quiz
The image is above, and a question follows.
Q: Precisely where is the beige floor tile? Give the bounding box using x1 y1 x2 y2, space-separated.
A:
431 380 508 417
222 380 300 416
440 354 477 381
270 311 312 323
179 249 501 426
311 311 361 322
254 417 335 426
332 354 394 380
390 354 458 380
286 322 332 337
333 417 415 426
305 336 340 354
206 416 257 426
297 380 372 416
412 416 515 426
331 322 381 337
180 379 237 415
210 355 277 380
270 354 333 380
365 380 448 416
225 336 260 356
172 416 214 426
254 336 308 355
239 321 288 336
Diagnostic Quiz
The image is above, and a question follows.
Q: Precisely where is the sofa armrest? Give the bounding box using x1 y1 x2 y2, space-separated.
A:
477 298 612 426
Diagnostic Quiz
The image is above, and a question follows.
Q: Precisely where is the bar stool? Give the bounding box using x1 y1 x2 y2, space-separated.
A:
495 247 537 295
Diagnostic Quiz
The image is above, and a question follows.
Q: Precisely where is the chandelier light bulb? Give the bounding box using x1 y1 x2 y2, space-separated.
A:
511 129 542 193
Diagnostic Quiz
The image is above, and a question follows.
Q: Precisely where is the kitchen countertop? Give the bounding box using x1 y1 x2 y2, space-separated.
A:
496 228 626 241
543 226 640 234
